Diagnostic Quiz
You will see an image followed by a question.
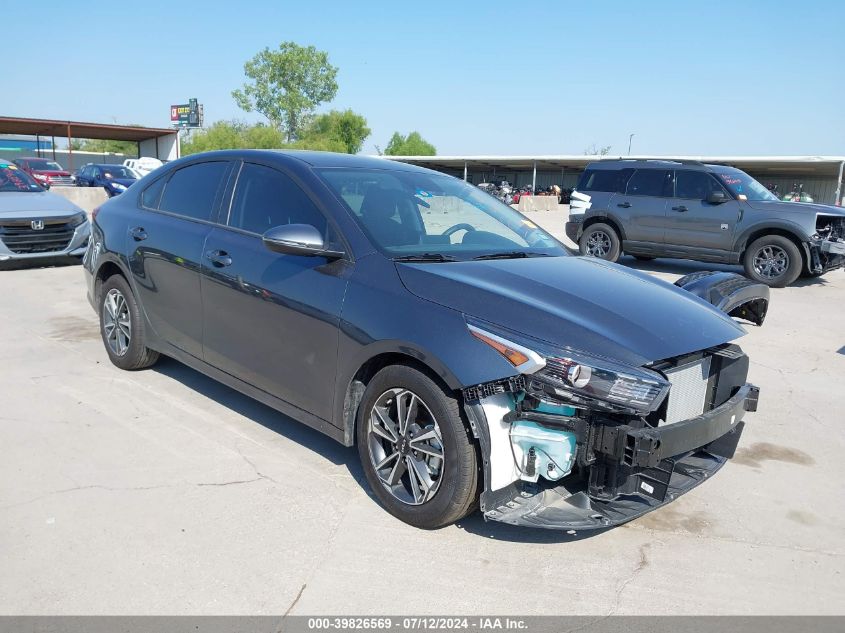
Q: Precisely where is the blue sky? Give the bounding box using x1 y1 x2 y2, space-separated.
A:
2 0 843 155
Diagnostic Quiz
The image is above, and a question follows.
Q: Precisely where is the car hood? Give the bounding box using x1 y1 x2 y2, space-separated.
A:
108 178 136 187
33 170 72 177
397 256 746 367
745 199 845 218
0 191 84 218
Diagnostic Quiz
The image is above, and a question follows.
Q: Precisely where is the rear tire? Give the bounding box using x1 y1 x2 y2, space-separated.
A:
743 235 802 288
356 364 478 529
98 274 160 370
579 222 621 262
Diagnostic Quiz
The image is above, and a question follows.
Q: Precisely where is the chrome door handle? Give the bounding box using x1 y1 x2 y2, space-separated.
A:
206 249 232 267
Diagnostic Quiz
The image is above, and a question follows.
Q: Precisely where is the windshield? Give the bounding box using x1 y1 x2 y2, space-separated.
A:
101 166 137 179
0 163 44 192
27 160 64 171
317 168 566 260
713 167 778 201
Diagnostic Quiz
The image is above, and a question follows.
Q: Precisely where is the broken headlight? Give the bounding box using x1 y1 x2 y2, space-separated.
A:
467 318 669 415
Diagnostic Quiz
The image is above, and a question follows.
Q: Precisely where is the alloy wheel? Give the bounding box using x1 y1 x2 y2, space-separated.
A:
102 288 131 356
586 230 611 257
753 245 789 280
366 388 445 506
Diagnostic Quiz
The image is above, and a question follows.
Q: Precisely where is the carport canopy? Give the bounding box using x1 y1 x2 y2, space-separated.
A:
0 115 180 162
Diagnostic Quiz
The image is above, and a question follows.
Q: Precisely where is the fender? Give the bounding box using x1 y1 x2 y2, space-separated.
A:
674 271 769 326
733 220 812 254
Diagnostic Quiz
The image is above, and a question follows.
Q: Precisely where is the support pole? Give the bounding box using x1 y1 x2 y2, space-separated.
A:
51 136 56 162
532 161 537 192
835 160 844 206
463 161 467 182
67 122 73 171
36 134 41 157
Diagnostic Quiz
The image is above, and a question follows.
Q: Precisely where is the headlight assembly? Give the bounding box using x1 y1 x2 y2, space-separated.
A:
68 211 88 227
467 318 669 415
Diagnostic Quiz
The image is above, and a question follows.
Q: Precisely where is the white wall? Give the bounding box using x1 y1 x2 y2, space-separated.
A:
139 133 179 161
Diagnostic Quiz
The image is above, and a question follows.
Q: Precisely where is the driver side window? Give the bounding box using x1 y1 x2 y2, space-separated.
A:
675 170 728 200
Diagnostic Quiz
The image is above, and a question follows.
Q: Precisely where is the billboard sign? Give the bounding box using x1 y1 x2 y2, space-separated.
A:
170 98 202 128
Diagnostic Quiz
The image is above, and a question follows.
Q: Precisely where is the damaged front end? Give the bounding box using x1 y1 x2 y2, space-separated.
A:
463 320 760 531
808 215 845 275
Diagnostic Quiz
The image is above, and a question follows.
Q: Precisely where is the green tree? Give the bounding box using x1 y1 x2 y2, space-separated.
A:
232 42 339 142
298 109 370 154
180 120 286 156
384 131 436 156
70 138 139 156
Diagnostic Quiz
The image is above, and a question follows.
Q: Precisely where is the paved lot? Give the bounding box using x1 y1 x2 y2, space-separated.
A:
1 211 844 615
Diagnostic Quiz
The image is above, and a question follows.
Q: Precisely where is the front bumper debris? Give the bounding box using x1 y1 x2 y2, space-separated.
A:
809 237 845 274
468 376 759 531
674 271 769 325
483 447 734 530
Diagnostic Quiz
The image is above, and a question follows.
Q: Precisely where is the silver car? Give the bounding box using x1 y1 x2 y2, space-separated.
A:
0 161 90 266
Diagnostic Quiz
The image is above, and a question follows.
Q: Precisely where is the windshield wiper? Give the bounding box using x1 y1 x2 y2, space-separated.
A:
472 251 550 260
393 253 459 263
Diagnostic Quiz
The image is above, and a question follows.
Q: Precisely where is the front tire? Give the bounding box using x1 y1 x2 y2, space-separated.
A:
743 235 802 288
99 274 160 370
579 222 621 262
356 364 478 529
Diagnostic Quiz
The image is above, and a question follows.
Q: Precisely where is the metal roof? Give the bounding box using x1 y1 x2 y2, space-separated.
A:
382 154 845 176
0 116 177 141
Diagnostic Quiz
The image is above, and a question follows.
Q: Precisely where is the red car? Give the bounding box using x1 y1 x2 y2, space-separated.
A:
12 157 74 187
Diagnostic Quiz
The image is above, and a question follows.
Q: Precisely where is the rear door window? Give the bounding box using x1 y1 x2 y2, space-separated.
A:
159 161 230 222
625 169 672 197
577 168 633 193
141 176 167 209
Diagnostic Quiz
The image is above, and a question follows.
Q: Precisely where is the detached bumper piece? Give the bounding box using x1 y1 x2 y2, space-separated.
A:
674 271 769 325
481 383 758 531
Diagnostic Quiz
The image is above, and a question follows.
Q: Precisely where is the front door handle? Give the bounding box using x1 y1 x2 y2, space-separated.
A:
206 249 233 268
617 201 631 208
671 205 688 212
129 226 147 241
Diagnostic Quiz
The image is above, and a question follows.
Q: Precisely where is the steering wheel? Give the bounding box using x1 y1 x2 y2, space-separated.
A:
441 223 476 238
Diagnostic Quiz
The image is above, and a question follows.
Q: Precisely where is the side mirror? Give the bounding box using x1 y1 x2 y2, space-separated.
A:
707 190 729 204
262 223 344 259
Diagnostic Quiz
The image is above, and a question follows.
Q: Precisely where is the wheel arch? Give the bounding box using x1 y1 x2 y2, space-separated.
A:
582 214 627 242
93 256 131 306
736 225 810 272
338 347 463 447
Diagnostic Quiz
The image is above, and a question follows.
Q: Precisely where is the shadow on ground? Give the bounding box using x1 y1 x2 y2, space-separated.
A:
152 357 365 483
152 357 613 541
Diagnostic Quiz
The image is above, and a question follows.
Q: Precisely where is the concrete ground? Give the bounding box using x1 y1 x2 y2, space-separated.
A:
1 211 844 615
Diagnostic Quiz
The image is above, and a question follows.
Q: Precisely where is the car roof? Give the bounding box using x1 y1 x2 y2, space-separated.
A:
91 163 131 168
586 158 711 171
172 149 436 174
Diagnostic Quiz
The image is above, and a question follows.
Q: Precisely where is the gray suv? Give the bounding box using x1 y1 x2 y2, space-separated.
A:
565 159 845 287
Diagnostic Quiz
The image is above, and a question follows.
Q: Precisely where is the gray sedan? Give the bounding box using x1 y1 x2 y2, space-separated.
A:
0 161 90 266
